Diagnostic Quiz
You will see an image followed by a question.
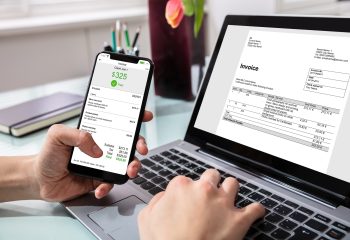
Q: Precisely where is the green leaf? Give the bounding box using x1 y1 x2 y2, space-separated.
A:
182 0 194 16
194 0 204 38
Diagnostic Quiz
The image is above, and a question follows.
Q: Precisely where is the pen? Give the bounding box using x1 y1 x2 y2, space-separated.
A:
116 20 122 52
132 26 141 48
111 27 116 52
123 22 131 51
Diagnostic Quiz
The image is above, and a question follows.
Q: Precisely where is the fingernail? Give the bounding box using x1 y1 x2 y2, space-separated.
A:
93 145 103 156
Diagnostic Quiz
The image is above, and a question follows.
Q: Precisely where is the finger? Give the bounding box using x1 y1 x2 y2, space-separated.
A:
95 183 114 199
48 124 102 158
147 191 165 209
200 169 221 187
220 177 239 200
143 111 153 122
136 136 148 155
127 158 141 178
242 202 266 224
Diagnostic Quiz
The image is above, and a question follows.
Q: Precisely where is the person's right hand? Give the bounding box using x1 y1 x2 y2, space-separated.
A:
138 169 265 240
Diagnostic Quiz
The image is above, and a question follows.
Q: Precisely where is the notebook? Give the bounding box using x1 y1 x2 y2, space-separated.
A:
0 92 84 137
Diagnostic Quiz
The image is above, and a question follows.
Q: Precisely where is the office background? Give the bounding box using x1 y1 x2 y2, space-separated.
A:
1 0 350 92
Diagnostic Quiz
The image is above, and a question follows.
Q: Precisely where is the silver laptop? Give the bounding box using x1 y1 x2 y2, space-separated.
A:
64 15 350 240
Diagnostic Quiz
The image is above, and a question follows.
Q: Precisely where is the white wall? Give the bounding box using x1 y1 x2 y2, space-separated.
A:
206 0 275 54
0 12 150 92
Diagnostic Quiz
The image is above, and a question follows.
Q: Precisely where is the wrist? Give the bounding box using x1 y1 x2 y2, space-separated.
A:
0 155 41 202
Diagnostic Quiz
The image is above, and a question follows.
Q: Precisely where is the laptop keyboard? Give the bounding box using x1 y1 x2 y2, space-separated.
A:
132 148 350 240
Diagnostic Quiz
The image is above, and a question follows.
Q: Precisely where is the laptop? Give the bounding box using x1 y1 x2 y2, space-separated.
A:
64 15 350 240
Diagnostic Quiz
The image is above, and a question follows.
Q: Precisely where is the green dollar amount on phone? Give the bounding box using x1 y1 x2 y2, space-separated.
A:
112 71 128 80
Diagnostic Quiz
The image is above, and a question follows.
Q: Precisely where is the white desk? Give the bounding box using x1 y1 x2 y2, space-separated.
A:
0 77 194 239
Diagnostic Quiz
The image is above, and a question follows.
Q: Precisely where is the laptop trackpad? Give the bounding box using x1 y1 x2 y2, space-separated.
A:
88 195 146 240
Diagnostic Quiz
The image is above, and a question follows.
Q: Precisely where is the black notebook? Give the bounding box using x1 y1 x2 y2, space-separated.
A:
0 92 84 137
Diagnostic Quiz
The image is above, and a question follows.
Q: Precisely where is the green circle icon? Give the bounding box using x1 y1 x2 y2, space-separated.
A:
111 80 117 87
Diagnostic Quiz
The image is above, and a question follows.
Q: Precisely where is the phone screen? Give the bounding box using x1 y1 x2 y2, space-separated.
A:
70 53 151 175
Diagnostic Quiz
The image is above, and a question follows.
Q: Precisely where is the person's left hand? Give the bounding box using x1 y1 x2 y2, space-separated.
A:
31 111 153 202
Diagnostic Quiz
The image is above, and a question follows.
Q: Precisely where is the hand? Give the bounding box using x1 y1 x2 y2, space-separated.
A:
31 111 153 202
138 169 265 240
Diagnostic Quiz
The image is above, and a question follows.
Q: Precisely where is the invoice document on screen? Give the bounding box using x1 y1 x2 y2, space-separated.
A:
216 30 350 173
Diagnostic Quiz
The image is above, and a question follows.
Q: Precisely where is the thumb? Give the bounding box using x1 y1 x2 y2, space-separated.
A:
242 202 266 225
47 124 103 158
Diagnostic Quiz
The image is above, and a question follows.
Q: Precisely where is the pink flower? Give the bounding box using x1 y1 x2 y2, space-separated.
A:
165 0 184 28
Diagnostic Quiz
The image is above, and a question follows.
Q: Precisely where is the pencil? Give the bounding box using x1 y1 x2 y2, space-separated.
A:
132 26 141 48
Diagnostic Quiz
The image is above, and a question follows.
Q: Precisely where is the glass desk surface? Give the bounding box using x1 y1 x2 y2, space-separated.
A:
0 77 195 239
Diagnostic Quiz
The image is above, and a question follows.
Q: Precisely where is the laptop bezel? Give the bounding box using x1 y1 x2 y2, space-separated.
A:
185 15 350 202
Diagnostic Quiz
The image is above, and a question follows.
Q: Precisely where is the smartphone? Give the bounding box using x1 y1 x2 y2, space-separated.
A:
68 52 154 184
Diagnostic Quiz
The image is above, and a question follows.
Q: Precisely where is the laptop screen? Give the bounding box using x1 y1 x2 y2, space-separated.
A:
194 25 350 184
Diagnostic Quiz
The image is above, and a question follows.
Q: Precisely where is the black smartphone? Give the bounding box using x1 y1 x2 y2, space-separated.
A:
68 52 154 184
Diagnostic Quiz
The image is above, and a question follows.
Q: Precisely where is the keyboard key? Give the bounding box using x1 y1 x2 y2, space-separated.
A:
185 172 199 180
246 183 259 190
260 198 278 208
168 155 180 161
193 167 206 174
150 155 164 161
160 151 172 157
167 174 177 180
144 171 156 179
279 219 298 231
168 164 180 170
258 221 276 233
298 206 314 215
141 181 156 190
179 153 188 157
271 228 291 240
193 159 205 165
236 194 244 203
332 222 350 233
284 200 299 209
315 214 331 223
139 168 148 175
245 227 258 238
159 160 172 167
151 176 166 184
186 156 197 161
289 211 308 223
306 219 328 232
274 205 293 216
248 192 265 201
238 199 253 208
169 148 179 154
265 212 284 223
236 178 246 184
176 168 190 175
184 162 198 170
148 187 163 195
326 228 345 239
151 165 163 172
239 186 252 195
259 189 272 196
290 226 318 240
159 169 172 177
133 177 146 185
204 164 213 168
271 194 285 202
142 159 155 167
318 237 331 240
160 181 169 189
255 233 274 240
175 159 188 165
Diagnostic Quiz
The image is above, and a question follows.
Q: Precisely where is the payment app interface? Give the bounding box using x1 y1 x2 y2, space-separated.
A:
71 53 150 175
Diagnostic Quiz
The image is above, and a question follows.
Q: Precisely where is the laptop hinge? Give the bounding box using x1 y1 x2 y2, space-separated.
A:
199 142 347 208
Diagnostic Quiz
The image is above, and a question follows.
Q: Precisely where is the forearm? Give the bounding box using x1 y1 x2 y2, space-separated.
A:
0 156 40 202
